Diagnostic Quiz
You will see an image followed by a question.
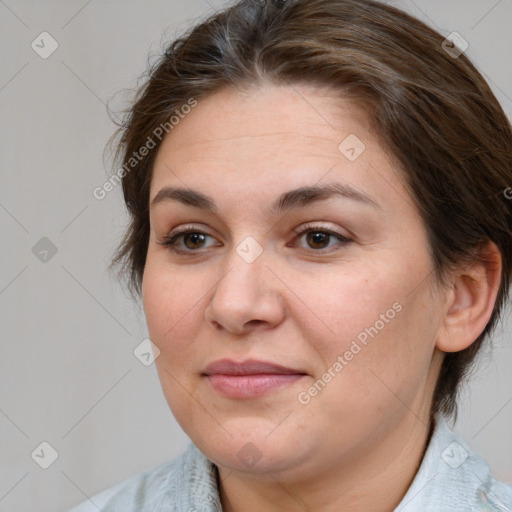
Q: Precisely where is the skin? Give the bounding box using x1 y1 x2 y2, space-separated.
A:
142 83 501 511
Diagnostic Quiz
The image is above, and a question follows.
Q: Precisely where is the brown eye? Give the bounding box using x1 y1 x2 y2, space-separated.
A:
305 231 331 249
159 229 218 253
293 225 352 252
182 232 207 249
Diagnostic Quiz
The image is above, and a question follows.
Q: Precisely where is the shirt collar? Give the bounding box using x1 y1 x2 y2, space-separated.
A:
179 416 508 511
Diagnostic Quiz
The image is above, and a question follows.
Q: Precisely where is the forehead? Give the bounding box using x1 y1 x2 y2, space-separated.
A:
149 83 408 217
166 84 372 148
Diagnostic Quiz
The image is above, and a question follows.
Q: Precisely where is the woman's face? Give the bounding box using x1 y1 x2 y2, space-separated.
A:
143 83 446 480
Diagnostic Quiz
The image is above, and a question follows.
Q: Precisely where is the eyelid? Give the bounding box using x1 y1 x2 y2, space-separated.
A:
166 223 210 239
163 222 350 242
293 221 352 239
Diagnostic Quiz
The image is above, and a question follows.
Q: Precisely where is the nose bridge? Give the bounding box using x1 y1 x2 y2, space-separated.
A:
205 237 285 332
215 237 269 304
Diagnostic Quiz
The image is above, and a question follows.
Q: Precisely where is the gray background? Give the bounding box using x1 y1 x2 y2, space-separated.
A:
0 1 511 510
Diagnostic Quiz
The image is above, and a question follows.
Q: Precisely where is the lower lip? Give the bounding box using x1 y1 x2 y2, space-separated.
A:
206 373 306 398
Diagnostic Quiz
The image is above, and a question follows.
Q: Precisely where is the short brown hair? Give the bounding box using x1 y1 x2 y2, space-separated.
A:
107 0 512 419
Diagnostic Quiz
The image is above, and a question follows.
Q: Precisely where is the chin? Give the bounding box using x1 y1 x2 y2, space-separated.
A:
196 429 310 475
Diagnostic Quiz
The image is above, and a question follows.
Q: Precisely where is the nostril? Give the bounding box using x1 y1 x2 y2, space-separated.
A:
246 319 265 327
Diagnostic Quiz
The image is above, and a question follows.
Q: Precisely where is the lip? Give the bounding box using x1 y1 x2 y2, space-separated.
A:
203 359 307 399
203 358 305 376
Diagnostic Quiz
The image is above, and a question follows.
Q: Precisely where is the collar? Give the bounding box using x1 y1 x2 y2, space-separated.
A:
179 417 511 511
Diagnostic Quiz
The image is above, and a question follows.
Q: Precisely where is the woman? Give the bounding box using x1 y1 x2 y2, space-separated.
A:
71 0 512 510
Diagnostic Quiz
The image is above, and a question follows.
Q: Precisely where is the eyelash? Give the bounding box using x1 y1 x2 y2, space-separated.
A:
158 223 352 255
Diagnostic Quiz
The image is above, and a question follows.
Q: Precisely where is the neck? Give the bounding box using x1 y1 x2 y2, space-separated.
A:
217 413 434 512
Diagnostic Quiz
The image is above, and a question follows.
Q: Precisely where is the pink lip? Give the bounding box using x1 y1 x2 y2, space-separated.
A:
203 359 307 399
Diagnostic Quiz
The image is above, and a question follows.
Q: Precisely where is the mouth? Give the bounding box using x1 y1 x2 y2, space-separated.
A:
202 359 308 399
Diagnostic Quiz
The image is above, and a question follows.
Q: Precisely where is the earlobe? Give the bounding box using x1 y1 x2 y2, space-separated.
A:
436 241 502 353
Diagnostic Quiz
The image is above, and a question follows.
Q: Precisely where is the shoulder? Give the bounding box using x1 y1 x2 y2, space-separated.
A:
67 456 181 512
68 442 222 512
396 416 512 511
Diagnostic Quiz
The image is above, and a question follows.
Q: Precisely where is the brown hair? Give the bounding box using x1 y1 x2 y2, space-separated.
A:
107 0 512 419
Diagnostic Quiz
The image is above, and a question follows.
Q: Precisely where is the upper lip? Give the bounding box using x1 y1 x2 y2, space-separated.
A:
203 359 306 376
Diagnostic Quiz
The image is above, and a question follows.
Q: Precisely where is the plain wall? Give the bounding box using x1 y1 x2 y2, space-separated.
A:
0 1 510 510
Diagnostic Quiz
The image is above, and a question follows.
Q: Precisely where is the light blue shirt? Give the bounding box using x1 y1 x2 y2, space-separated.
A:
69 417 512 511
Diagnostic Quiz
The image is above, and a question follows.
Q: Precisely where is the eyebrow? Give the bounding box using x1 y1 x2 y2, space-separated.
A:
150 182 380 214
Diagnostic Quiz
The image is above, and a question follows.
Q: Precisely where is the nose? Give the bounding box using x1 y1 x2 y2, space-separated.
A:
204 247 286 335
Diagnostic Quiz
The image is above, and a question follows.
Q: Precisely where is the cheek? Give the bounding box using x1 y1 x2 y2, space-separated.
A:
297 266 403 351
298 260 437 398
142 259 206 356
142 262 207 431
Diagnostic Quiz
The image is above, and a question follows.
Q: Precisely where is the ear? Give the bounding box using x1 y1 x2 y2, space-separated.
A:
436 241 502 353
